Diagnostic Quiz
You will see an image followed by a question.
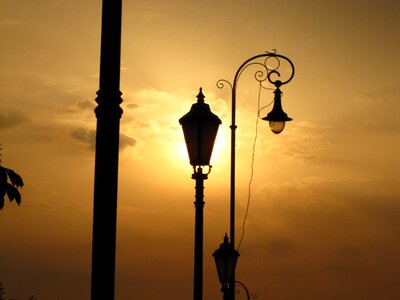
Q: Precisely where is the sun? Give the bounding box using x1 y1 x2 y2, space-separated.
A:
177 139 190 163
209 129 226 165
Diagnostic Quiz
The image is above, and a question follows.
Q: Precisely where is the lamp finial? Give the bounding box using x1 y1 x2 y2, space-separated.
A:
197 87 205 103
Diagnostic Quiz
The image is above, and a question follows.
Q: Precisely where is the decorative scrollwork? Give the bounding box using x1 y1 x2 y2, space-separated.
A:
216 50 295 95
216 79 233 92
235 280 257 299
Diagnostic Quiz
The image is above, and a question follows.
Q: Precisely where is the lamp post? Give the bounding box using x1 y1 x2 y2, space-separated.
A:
91 0 123 299
179 88 222 300
216 51 295 299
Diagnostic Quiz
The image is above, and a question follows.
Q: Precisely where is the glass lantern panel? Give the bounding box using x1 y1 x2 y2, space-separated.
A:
269 121 285 134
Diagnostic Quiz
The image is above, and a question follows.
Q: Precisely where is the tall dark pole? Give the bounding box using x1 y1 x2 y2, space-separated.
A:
193 167 208 300
91 0 123 299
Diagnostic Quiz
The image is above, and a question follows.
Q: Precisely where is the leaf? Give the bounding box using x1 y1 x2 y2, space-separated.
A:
0 184 5 198
5 183 19 203
15 188 21 205
0 166 7 186
6 168 24 188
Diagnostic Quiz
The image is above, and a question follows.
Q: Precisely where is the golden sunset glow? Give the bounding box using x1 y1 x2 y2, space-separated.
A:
1 1 400 299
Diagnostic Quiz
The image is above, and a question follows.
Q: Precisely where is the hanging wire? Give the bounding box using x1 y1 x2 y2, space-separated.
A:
238 83 259 251
237 83 275 251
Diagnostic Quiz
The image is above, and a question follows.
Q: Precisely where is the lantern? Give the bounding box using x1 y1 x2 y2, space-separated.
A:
179 88 222 166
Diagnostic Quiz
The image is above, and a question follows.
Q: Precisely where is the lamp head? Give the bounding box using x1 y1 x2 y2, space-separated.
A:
213 234 240 286
262 87 292 134
179 88 222 166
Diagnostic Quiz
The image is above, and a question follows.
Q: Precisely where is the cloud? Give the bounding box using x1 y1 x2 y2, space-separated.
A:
71 128 136 151
126 103 139 110
0 19 20 26
350 86 400 133
337 245 361 257
248 177 400 244
120 133 137 149
237 178 400 287
324 246 363 274
74 99 95 111
71 128 96 149
259 121 352 165
325 264 351 274
265 238 296 255
135 89 173 101
0 111 30 129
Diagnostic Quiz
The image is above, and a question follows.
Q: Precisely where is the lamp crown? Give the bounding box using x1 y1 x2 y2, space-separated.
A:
197 87 205 103
223 233 229 244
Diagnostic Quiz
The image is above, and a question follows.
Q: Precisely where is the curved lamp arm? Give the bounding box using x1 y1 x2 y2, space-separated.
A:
218 50 295 129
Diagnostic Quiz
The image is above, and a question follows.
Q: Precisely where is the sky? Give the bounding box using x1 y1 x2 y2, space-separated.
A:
1 0 400 299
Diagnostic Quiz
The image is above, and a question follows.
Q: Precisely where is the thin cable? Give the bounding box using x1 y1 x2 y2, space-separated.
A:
237 82 262 251
258 99 274 118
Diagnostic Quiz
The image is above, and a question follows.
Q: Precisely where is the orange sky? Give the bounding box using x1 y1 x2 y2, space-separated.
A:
1 0 400 299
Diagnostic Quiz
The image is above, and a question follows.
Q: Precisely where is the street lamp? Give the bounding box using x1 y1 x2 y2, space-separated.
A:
262 81 293 134
217 51 295 299
213 234 240 300
213 235 256 299
179 88 222 300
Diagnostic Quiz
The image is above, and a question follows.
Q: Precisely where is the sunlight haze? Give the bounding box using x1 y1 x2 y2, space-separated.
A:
1 0 400 299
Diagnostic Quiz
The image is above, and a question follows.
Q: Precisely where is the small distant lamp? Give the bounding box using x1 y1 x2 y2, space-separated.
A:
213 234 240 299
262 82 292 134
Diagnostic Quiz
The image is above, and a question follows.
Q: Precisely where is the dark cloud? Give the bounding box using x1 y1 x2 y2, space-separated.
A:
265 238 295 255
0 111 30 129
71 128 96 150
126 102 139 109
75 99 95 111
325 264 351 274
325 246 363 273
120 133 137 149
71 128 136 151
337 245 361 257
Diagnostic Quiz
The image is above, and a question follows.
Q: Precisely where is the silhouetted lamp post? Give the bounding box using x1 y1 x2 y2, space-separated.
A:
179 88 222 300
91 0 123 299
217 51 295 299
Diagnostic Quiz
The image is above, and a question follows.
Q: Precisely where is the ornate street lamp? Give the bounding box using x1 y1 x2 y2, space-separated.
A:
217 51 295 299
179 88 222 300
180 88 222 167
